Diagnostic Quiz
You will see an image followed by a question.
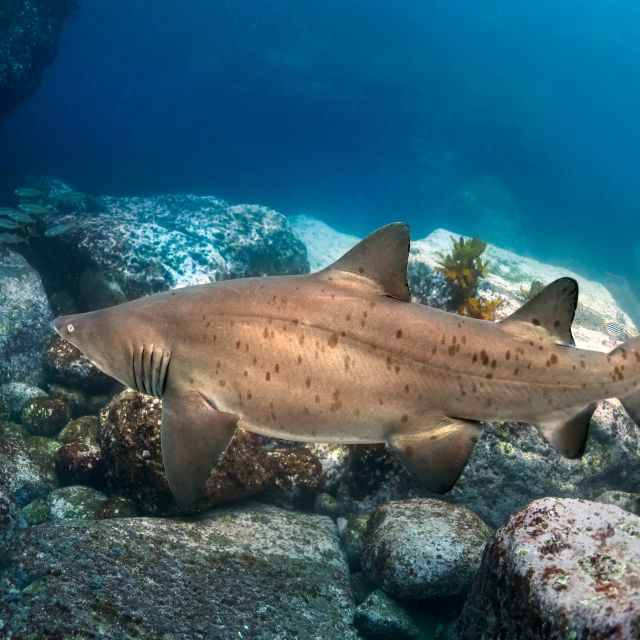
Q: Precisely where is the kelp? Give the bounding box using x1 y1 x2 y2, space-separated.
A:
435 235 501 320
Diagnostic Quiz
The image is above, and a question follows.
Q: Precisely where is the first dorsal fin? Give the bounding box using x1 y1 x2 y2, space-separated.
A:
502 277 578 346
321 223 411 302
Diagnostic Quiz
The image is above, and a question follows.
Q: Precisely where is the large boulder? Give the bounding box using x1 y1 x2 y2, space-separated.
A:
361 499 493 599
0 502 357 639
290 219 640 528
0 246 51 385
0 1 80 118
35 184 309 304
455 497 640 639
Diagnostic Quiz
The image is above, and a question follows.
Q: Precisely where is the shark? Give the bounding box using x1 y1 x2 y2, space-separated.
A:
52 224 640 506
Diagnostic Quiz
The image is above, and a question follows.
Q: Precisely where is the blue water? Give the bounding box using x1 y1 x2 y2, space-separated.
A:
1 0 639 291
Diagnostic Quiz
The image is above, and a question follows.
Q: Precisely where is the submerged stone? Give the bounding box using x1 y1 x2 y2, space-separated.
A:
21 497 49 526
57 415 100 446
354 589 419 640
0 486 24 552
455 497 640 639
20 397 70 437
95 496 139 519
46 485 108 522
48 384 89 418
55 442 105 488
0 382 47 420
362 499 493 599
0 502 356 639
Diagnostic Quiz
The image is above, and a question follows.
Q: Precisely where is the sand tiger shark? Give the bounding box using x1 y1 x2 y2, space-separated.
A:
53 224 640 506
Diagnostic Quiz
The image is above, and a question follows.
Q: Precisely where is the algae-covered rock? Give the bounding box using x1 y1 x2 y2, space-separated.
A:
46 485 108 522
21 497 49 526
48 384 89 418
44 334 114 393
455 497 640 639
41 193 310 299
55 442 105 488
57 415 100 445
354 589 419 640
98 390 274 514
0 382 47 420
0 434 57 506
0 502 356 639
314 492 341 519
25 435 62 469
20 397 70 436
594 489 640 515
341 511 373 571
362 499 493 599
95 496 139 519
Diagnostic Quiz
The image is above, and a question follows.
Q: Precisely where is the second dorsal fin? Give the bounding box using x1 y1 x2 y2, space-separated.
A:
502 277 578 346
321 223 411 302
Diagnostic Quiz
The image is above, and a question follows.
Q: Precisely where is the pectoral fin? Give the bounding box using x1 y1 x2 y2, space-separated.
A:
388 412 483 493
161 390 238 506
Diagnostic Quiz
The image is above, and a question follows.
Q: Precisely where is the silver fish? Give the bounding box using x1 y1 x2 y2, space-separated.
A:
6 211 34 224
52 224 640 507
0 233 25 244
0 219 20 230
18 203 49 216
14 188 42 198
44 223 75 237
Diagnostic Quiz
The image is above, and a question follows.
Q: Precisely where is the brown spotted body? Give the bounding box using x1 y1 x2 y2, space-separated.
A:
52 223 640 505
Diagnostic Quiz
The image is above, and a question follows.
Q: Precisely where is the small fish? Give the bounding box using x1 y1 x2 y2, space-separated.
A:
0 219 20 230
14 187 42 198
0 233 25 244
604 321 624 338
6 210 34 224
0 207 16 215
18 203 49 216
0 265 27 278
44 223 74 237
60 191 88 202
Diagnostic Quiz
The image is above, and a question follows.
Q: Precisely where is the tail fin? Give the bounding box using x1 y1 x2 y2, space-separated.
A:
611 336 640 426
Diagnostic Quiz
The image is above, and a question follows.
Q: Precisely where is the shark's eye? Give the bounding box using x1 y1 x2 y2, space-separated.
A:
67 324 75 333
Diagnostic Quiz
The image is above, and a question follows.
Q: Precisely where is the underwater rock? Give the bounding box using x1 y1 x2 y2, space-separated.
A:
0 247 52 385
42 191 309 299
95 495 139 519
0 382 48 420
264 445 326 509
48 384 89 417
25 435 62 470
354 589 420 640
455 497 640 639
594 489 640 516
0 502 357 639
44 333 114 393
21 496 49 526
0 486 24 552
314 492 341 519
55 441 105 488
341 511 373 571
362 499 493 599
98 390 274 514
0 434 57 506
57 414 100 445
0 0 80 118
46 485 108 522
20 396 70 436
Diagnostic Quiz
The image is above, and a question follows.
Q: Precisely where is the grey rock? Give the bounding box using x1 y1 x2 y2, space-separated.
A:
0 247 51 385
0 0 80 118
594 489 640 516
95 495 139 519
341 511 373 571
0 433 57 506
21 397 70 436
46 485 108 522
48 384 89 418
20 497 49 526
42 192 309 300
0 382 47 420
57 415 100 445
354 589 419 640
455 497 640 639
362 499 493 599
0 502 357 639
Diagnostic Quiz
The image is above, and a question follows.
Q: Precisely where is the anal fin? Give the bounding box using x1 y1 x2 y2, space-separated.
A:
537 403 596 458
388 413 483 493
161 390 238 506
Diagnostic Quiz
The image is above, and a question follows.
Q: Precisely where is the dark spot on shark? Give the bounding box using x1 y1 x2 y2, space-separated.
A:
432 346 437 355
235 340 241 350
243 370 248 377
486 373 493 379
401 414 409 423
386 357 392 370
265 372 271 381
472 353 478 363
580 360 586 369
553 320 561 327
315 394 320 403
395 365 401 374
491 359 497 369
396 329 403 338
263 327 269 339
378 398 384 405
532 318 541 326
550 354 558 365
481 350 489 366
219 380 226 387
505 350 511 360
328 334 339 348
358 266 364 273
346 313 352 321
299 335 305 346
448 345 456 356
297 355 303 365
275 364 280 373
404 384 410 393
514 367 519 376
